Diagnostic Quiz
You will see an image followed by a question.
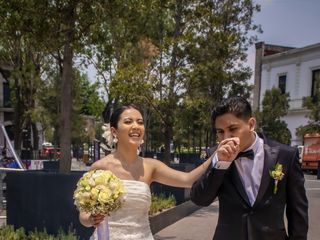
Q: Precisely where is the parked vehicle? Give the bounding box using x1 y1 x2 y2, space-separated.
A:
301 133 320 173
41 146 61 159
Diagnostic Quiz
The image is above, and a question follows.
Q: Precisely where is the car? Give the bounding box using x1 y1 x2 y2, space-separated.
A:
41 146 61 159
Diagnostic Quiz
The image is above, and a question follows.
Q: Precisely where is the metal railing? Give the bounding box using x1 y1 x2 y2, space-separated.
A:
0 124 26 223
0 124 26 171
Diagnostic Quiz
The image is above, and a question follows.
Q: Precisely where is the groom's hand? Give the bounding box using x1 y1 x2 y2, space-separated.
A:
216 137 240 162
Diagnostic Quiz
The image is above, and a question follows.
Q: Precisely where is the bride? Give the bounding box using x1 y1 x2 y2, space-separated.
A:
79 104 213 239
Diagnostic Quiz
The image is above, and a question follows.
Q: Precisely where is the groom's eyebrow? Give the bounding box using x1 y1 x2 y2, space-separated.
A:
227 124 238 128
215 124 238 130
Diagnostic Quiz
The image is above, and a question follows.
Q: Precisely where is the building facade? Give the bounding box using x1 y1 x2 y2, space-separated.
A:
254 42 320 146
0 64 44 156
0 64 14 147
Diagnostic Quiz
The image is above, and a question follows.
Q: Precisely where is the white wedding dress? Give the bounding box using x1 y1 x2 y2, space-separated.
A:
90 180 154 240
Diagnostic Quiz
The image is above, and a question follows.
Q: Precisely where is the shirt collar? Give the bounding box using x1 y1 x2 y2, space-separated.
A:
243 131 261 154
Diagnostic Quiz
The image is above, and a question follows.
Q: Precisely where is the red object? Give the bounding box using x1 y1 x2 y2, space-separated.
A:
301 133 320 171
41 147 61 158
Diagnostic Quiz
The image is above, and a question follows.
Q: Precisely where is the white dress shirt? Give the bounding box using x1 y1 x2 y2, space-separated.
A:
212 132 265 205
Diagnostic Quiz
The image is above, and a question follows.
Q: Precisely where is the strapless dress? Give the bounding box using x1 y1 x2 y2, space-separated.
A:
90 180 154 240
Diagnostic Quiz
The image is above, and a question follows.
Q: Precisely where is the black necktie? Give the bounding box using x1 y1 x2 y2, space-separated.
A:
236 149 254 160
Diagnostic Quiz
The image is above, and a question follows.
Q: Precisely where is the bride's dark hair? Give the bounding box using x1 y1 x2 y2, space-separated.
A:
110 104 142 129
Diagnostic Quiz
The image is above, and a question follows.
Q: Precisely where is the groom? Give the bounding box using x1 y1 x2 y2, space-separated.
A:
190 96 308 240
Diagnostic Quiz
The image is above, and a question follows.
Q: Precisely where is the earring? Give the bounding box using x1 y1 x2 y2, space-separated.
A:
137 139 144 155
113 136 118 144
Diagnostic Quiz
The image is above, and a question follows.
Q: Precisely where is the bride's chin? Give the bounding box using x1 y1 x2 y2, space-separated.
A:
126 141 140 149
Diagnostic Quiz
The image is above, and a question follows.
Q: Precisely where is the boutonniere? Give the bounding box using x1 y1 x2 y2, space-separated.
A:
269 163 285 194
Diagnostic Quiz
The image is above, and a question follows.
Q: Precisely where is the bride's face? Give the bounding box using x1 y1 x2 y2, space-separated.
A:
114 108 145 147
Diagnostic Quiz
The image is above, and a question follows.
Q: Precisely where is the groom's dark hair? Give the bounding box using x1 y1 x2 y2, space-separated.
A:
211 96 253 126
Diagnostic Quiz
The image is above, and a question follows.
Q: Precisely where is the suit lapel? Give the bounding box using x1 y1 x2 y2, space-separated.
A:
230 162 251 206
253 144 279 208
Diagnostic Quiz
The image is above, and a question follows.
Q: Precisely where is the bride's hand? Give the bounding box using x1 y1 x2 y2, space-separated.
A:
90 214 106 228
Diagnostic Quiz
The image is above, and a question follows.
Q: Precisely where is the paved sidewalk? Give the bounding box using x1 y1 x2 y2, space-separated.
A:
154 201 218 240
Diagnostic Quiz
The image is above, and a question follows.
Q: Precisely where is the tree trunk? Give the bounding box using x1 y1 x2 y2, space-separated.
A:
13 84 24 152
31 122 39 151
163 125 173 165
192 126 195 153
59 42 73 173
199 128 202 153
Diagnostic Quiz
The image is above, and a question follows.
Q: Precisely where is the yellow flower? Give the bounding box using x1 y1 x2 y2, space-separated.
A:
79 178 89 187
98 188 112 203
269 163 285 194
90 188 99 200
95 175 106 185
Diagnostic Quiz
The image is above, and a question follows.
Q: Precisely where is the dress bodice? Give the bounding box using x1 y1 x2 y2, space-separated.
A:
90 180 154 240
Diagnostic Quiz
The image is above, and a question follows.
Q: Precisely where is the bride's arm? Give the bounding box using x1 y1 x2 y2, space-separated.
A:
149 153 214 188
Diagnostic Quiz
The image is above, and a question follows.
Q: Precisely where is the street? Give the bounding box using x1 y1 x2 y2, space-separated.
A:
305 173 320 239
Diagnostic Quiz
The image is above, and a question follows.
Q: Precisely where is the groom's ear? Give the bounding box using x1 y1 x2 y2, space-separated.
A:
248 117 256 132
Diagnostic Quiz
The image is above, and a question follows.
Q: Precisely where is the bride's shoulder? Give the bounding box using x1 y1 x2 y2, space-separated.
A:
90 154 114 170
142 156 163 167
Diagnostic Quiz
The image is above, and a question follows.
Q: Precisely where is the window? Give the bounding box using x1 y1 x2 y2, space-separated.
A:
278 75 286 94
311 69 320 97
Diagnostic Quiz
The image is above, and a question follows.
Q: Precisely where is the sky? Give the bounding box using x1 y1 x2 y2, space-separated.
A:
246 0 320 81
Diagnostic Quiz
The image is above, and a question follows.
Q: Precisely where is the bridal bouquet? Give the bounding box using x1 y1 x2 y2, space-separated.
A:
73 169 125 216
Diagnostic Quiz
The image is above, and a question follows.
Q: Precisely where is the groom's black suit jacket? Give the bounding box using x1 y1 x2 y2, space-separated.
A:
191 133 308 240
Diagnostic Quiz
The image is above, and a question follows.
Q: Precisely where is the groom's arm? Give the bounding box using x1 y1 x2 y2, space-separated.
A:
286 148 308 240
190 164 228 206
191 138 238 206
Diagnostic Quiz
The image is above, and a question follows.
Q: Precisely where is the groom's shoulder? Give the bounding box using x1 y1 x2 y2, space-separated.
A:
258 132 296 152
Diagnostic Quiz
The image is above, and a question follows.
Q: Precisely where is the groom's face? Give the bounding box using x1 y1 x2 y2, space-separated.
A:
215 113 256 151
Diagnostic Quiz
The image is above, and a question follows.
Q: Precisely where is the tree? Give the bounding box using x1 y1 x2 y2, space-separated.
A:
0 0 110 172
296 71 320 138
0 2 46 153
100 0 261 163
256 87 291 145
0 0 261 166
37 68 105 146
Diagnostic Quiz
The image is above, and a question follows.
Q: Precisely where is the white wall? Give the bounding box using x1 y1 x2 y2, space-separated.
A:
282 111 310 146
259 46 320 145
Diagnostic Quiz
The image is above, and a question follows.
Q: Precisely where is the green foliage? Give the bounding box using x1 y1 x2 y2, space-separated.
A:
296 124 320 138
256 87 291 144
100 0 261 159
296 71 320 137
0 225 26 239
0 0 261 164
149 193 176 216
76 72 105 118
0 225 77 240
